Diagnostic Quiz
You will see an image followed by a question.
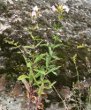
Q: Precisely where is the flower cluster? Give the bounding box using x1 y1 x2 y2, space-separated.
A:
51 5 69 13
31 6 39 17
31 4 69 18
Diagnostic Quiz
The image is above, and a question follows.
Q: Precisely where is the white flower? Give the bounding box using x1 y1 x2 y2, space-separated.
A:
0 23 11 34
7 0 14 4
63 5 69 13
51 5 57 12
31 11 37 17
31 6 39 17
33 6 39 12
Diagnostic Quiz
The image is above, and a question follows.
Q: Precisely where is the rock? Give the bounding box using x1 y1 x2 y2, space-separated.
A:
9 82 23 98
59 0 91 40
0 0 91 109
0 74 7 92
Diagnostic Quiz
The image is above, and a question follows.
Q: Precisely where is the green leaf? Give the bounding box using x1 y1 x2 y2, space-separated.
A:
26 62 32 68
46 54 51 69
49 46 53 56
43 79 50 84
40 43 48 47
53 44 61 49
44 81 56 89
35 69 45 76
48 81 56 88
52 55 60 60
35 40 43 48
72 54 77 64
47 66 61 75
33 81 41 86
52 71 57 75
18 75 29 81
77 44 86 49
35 72 41 78
34 53 46 63
28 74 34 82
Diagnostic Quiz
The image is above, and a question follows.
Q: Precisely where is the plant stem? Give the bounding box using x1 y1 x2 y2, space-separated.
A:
53 86 68 110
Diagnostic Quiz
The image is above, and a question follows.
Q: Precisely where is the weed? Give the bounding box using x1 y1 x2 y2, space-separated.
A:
18 41 61 109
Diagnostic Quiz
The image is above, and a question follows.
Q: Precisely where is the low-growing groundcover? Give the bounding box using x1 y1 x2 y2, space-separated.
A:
0 0 91 110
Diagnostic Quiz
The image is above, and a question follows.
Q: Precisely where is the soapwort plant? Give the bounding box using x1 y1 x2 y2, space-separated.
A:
18 41 61 109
